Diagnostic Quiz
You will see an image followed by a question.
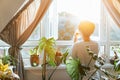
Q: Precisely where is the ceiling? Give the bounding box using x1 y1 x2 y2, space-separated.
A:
0 0 26 32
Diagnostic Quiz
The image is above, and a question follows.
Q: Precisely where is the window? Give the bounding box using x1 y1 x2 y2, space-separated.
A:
1 0 120 66
56 0 101 55
57 0 100 41
0 40 9 56
22 0 101 62
100 3 120 58
54 0 120 59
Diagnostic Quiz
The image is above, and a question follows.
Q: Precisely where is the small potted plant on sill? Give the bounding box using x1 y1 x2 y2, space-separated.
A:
29 46 40 67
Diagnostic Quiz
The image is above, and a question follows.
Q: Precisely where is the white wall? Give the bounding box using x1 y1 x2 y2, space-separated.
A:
24 68 71 80
0 0 26 32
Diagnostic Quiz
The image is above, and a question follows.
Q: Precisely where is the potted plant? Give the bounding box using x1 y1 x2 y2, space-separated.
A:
48 49 69 80
38 37 56 80
1 55 16 66
0 51 19 80
66 47 120 80
29 37 69 80
0 57 19 80
38 37 69 80
0 49 16 66
29 46 40 67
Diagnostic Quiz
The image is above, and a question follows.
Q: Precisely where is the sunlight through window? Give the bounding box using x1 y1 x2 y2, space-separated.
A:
57 0 100 22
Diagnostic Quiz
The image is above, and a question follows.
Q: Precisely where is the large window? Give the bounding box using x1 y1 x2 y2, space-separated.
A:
53 0 120 59
57 0 100 41
1 0 120 66
56 0 101 57
100 3 120 59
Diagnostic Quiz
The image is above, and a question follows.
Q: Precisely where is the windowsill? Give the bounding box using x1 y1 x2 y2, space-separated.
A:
24 63 114 71
23 59 66 70
24 64 66 70
23 57 114 70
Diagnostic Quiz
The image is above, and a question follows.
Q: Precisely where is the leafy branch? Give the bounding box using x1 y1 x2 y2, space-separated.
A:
66 46 120 80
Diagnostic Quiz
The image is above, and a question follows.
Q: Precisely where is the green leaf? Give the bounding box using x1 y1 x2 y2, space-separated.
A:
114 60 120 71
38 37 47 53
38 37 57 66
38 37 56 54
47 37 56 46
29 46 39 55
66 57 81 80
38 42 45 53
47 59 56 66
29 49 34 55
62 49 69 64
37 37 57 79
118 49 120 53
2 55 16 65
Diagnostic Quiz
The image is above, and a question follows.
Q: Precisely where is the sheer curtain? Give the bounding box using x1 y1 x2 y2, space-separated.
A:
102 0 120 28
0 0 52 80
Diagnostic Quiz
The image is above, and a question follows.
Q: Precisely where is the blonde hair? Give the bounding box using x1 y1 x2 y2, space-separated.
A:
78 21 95 37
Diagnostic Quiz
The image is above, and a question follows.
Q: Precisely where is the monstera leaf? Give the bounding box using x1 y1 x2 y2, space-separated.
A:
38 37 56 66
66 57 85 80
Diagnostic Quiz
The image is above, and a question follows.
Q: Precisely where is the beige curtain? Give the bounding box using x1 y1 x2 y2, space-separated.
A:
102 0 120 27
0 0 52 80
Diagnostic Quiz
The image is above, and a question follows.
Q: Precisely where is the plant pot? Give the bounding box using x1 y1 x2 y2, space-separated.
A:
30 55 39 67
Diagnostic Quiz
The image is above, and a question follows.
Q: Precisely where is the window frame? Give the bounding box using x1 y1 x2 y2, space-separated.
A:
1 0 120 65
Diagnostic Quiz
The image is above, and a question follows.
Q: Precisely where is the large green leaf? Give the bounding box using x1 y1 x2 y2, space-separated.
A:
47 58 56 66
39 37 56 66
46 37 56 46
38 37 47 53
66 57 81 80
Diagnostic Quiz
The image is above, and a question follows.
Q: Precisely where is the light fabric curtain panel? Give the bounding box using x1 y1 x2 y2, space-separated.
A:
0 0 52 80
102 0 120 28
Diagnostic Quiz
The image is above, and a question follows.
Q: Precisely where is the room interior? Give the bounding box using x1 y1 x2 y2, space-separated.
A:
0 0 120 80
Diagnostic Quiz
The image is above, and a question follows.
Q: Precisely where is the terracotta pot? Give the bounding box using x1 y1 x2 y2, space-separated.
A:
30 55 39 67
